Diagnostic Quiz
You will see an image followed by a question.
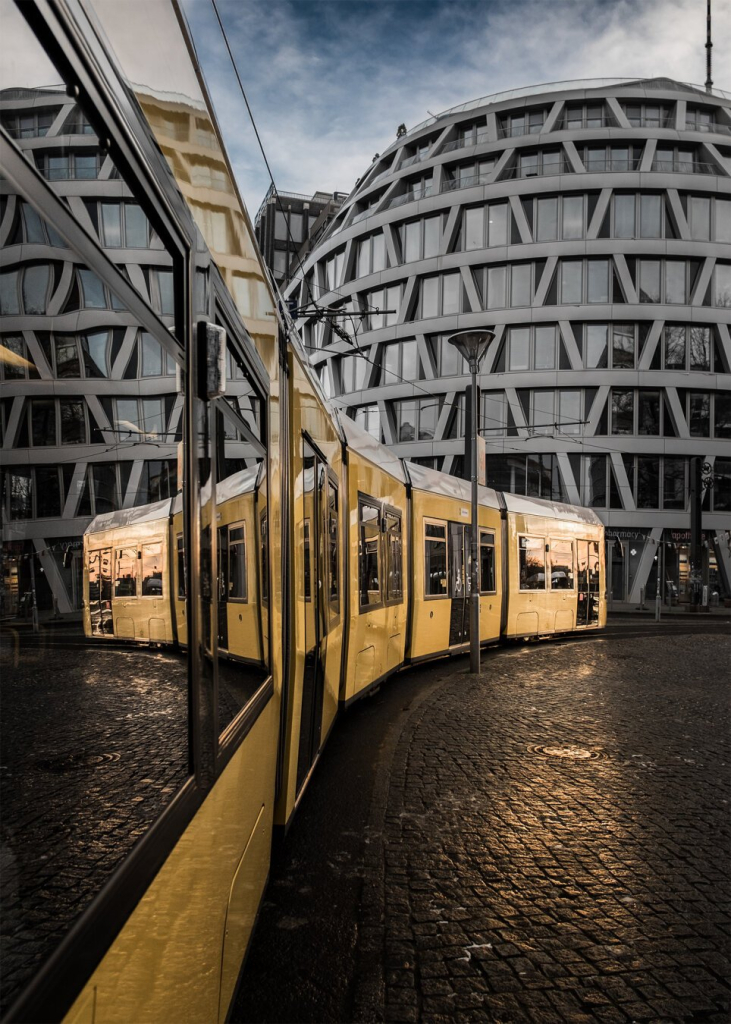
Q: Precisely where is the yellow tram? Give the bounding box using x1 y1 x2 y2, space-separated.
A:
0 2 603 1022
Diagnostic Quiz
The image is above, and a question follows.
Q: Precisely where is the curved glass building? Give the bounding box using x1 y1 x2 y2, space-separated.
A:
287 77 731 605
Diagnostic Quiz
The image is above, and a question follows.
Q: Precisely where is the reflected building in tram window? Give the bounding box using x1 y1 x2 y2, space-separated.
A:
286 77 731 605
0 84 263 619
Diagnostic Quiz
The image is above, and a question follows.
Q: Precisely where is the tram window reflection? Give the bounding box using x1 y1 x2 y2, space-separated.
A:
359 501 381 608
549 539 575 589
425 520 448 596
479 530 496 593
141 542 164 595
519 535 546 590
385 511 403 603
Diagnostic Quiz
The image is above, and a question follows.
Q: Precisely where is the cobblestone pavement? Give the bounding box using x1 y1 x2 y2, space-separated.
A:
234 623 731 1024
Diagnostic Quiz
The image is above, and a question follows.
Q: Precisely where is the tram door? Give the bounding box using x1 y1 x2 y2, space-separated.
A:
88 548 113 636
217 526 229 650
297 441 328 792
448 523 471 646
576 540 600 626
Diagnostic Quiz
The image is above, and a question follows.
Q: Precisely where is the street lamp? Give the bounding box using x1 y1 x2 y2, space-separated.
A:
447 328 495 673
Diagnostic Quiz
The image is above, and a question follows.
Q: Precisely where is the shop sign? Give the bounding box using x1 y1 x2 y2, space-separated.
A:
662 529 710 544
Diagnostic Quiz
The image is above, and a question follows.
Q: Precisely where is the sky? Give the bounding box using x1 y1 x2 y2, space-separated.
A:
180 0 731 215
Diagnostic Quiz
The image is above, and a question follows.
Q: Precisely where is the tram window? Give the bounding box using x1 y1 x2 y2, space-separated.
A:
176 534 186 598
328 481 339 609
141 541 163 596
424 520 448 596
479 530 496 593
385 511 403 603
228 524 246 601
519 536 545 590
359 500 381 608
549 539 574 589
589 541 600 586
260 510 269 604
114 546 137 597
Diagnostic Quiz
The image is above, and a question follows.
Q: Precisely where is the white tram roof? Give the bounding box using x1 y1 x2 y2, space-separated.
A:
501 492 604 526
404 461 502 508
85 465 261 536
336 411 408 484
85 496 173 535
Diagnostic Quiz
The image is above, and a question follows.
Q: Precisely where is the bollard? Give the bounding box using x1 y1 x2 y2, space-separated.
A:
655 591 661 621
640 586 645 610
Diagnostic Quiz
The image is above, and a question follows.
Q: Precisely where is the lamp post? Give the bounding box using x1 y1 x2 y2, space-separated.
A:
447 329 495 673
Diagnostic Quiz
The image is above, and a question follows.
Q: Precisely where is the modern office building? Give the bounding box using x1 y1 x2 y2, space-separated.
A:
0 84 260 616
285 78 731 604
254 184 347 287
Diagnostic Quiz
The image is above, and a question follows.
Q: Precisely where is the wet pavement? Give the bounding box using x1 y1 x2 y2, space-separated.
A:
232 620 731 1024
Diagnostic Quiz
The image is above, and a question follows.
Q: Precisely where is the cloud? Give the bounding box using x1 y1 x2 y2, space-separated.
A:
181 0 730 214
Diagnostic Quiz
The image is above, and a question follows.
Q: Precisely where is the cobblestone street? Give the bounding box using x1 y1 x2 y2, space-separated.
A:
234 622 731 1024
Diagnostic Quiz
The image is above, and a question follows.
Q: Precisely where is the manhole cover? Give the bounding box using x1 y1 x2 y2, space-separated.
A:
531 744 605 760
35 752 121 773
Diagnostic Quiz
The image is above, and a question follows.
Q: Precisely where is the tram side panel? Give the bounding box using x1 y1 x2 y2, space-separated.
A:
343 449 409 705
504 510 606 637
408 488 503 662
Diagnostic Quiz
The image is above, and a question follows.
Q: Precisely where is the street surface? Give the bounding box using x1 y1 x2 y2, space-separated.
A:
232 620 730 1024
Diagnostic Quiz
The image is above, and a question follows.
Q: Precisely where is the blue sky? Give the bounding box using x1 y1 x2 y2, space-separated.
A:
181 0 730 215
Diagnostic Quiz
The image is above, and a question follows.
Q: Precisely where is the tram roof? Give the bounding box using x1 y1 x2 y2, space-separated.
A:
337 411 408 484
85 496 174 535
502 492 604 526
404 462 501 508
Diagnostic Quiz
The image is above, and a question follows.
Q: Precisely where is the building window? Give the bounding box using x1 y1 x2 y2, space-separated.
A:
340 352 369 393
2 107 56 138
0 263 53 315
352 404 381 440
519 536 545 590
140 331 176 377
113 397 167 441
558 259 610 304
534 194 587 241
94 202 150 248
136 460 177 504
652 146 708 173
367 285 401 329
2 465 67 520
400 216 440 263
34 149 101 180
442 161 494 192
0 335 40 380
420 272 463 318
623 102 671 128
636 260 692 304
714 263 731 308
462 203 509 249
438 335 468 376
581 145 641 172
382 340 419 385
357 232 387 277
325 249 346 291
611 389 634 434
486 454 564 501
563 103 608 130
499 109 547 137
393 397 440 442
663 324 715 372
510 148 564 179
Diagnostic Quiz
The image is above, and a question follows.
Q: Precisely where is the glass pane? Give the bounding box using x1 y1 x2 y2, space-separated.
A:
404 220 421 262
510 264 531 307
638 391 660 434
611 389 634 433
585 325 608 368
60 399 86 443
141 332 163 376
637 457 660 508
688 392 710 436
559 390 581 434
486 265 506 309
508 328 530 371
397 400 417 441
534 326 555 369
31 398 56 445
101 202 122 246
22 264 50 314
562 196 583 239
689 196 711 241
664 325 686 369
663 458 685 509
689 327 710 371
402 340 417 381
442 273 460 315
639 194 662 237
532 390 554 433
487 204 508 246
79 268 106 308
665 262 686 304
519 536 545 590
422 278 438 318
423 217 440 258
0 270 20 314
536 197 558 241
587 260 609 303
464 207 483 250
418 399 437 440
560 261 582 303
614 194 635 238
612 324 634 368
125 204 148 247
638 260 661 303
372 233 386 272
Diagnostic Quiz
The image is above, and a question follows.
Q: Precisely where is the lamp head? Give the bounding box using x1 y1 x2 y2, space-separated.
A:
446 328 495 372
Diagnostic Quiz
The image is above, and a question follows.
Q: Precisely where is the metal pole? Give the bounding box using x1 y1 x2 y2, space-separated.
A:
470 362 480 674
28 550 39 633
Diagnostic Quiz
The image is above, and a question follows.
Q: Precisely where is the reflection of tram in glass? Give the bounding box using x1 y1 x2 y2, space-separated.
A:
0 3 607 1022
